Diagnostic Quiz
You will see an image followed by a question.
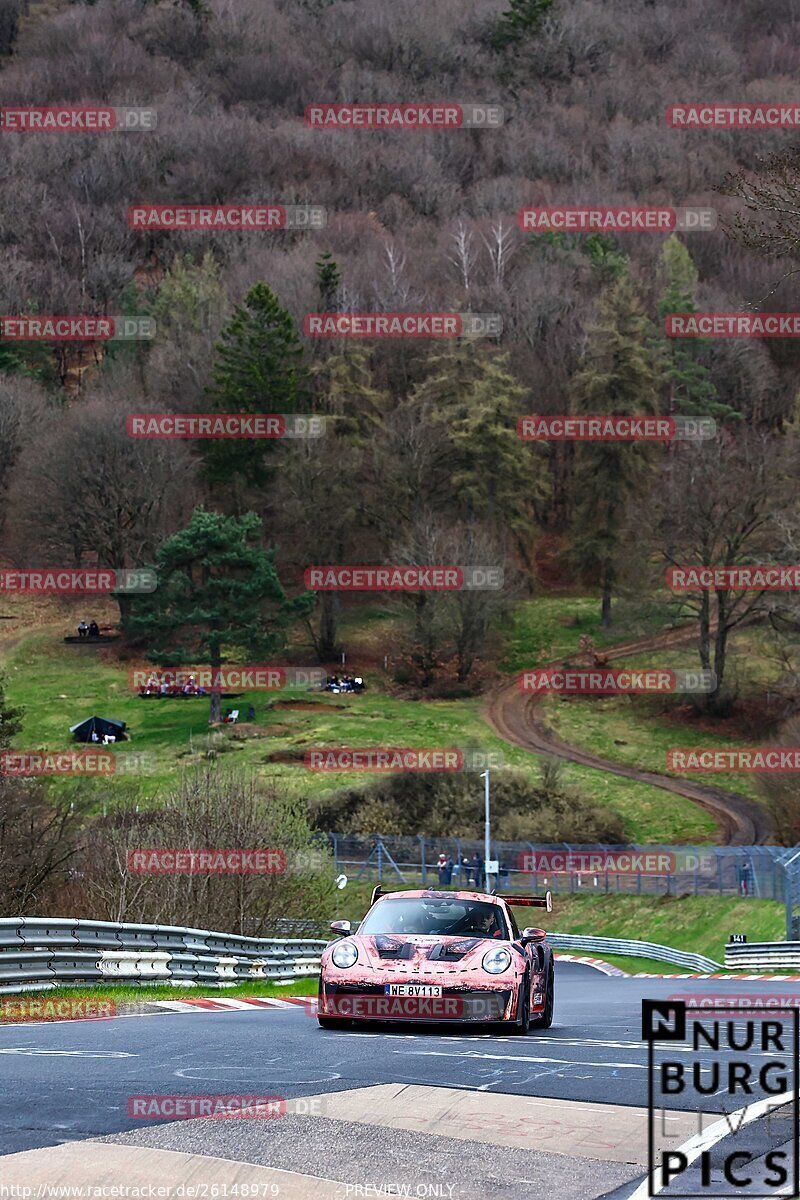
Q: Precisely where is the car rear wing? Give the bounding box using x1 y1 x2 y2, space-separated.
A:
506 891 553 913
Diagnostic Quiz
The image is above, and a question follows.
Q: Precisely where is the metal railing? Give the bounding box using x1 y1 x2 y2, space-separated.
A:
724 941 800 971
0 918 327 994
547 933 723 973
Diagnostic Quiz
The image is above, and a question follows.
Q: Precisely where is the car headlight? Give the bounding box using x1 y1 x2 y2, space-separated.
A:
482 946 512 974
331 941 358 969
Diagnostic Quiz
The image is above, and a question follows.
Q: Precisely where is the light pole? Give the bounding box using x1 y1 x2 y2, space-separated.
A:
481 769 492 890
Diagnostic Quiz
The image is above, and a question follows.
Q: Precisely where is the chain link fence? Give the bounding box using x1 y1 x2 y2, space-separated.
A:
324 834 787 902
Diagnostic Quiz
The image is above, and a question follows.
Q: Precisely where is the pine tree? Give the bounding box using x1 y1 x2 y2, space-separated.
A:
493 0 554 51
654 235 739 424
123 509 313 724
570 274 659 625
203 283 308 488
315 250 341 312
411 343 544 574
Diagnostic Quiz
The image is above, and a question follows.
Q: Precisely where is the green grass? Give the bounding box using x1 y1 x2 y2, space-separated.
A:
500 594 678 674
542 629 779 803
546 894 784 963
0 977 319 1007
3 624 718 841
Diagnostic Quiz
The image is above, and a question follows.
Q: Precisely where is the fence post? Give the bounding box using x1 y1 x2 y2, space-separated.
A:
378 841 383 883
419 836 427 886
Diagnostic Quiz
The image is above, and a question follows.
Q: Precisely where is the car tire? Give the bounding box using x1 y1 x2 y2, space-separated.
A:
509 972 531 1035
532 960 554 1029
318 1017 350 1030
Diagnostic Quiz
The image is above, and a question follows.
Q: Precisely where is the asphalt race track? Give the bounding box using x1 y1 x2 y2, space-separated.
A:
1 963 798 1200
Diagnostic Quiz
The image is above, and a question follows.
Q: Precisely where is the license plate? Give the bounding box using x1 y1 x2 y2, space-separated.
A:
385 983 442 997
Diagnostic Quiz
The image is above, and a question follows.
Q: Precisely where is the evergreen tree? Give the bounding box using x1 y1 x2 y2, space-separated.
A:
124 509 313 723
411 344 544 573
203 283 308 488
570 274 659 625
493 0 554 50
315 250 341 312
654 235 739 424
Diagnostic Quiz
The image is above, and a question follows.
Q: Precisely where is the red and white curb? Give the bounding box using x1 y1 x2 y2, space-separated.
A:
554 953 628 977
149 995 317 1013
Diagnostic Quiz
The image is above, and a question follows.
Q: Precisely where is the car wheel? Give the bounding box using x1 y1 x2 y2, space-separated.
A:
509 973 531 1035
318 1016 350 1030
532 960 554 1029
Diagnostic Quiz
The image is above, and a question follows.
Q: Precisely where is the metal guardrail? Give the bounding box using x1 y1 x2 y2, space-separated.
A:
724 942 800 970
547 932 723 973
0 918 328 993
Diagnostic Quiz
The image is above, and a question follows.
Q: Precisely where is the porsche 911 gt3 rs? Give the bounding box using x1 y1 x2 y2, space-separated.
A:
318 886 554 1033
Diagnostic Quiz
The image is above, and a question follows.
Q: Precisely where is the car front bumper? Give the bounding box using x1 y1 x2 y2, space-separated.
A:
318 979 515 1022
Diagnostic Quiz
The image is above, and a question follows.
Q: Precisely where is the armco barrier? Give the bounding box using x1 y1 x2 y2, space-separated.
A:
724 942 800 970
0 918 328 993
547 932 723 973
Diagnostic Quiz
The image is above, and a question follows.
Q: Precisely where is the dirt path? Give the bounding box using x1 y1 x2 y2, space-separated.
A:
484 622 773 846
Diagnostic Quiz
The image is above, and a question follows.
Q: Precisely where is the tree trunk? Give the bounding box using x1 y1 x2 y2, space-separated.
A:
209 640 222 725
600 564 612 627
318 592 341 661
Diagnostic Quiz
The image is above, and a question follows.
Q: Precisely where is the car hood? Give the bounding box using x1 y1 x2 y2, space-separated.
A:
352 933 495 967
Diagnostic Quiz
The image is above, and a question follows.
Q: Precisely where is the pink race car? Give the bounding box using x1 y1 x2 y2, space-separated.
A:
318 886 554 1032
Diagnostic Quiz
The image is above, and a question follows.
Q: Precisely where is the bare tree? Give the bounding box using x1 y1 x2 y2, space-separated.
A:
7 392 199 621
649 430 792 714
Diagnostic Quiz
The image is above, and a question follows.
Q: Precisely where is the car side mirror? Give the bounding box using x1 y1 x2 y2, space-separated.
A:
330 920 351 936
520 927 546 944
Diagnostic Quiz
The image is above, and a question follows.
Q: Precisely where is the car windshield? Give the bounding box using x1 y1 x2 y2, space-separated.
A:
359 897 508 938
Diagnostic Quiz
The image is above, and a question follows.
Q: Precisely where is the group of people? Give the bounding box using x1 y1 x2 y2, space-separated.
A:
436 852 510 891
323 674 365 694
76 620 100 638
140 673 208 697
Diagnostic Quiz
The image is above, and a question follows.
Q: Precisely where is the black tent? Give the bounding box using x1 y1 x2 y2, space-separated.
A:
69 715 128 743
